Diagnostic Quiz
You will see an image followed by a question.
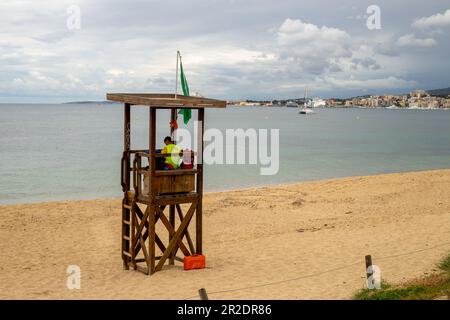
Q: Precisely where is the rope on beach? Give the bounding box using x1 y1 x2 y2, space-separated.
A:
183 240 450 300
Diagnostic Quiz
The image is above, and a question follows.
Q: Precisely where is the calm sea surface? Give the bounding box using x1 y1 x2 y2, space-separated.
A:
1 104 450 204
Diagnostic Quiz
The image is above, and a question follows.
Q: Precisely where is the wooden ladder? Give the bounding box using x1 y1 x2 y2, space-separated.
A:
121 192 134 269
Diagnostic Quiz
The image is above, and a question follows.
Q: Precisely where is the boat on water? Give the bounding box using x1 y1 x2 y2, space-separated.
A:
311 98 326 108
386 105 399 109
298 88 316 115
298 108 315 114
286 101 299 107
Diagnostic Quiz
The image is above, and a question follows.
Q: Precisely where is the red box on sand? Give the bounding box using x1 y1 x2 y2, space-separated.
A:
184 254 206 270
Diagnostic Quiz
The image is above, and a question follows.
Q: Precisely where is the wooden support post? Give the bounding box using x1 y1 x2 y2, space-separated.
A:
196 109 204 254
169 108 177 265
155 200 197 271
130 199 136 270
169 205 175 265
176 204 195 254
148 204 155 274
199 288 209 300
122 103 131 270
170 108 177 140
148 107 157 274
121 199 130 270
124 103 131 190
365 255 373 280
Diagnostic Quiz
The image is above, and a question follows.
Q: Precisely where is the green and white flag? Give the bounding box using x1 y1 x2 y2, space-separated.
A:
178 58 191 124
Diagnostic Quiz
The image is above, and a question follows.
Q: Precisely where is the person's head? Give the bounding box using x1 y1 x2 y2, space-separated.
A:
164 136 173 145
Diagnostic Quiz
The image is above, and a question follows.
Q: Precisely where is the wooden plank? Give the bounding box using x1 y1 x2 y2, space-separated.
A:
106 93 226 109
176 204 195 254
136 195 152 205
121 198 130 270
121 102 131 269
134 205 149 272
136 156 142 197
155 169 197 176
196 108 204 254
155 234 166 254
154 175 174 194
131 205 150 250
148 203 156 275
134 204 165 255
156 206 191 257
172 175 196 193
149 108 156 196
155 193 199 206
139 227 149 268
155 200 197 271
169 204 175 265
130 200 137 269
124 103 131 190
137 204 167 255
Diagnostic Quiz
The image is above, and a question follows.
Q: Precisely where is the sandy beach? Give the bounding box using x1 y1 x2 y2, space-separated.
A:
1 169 449 300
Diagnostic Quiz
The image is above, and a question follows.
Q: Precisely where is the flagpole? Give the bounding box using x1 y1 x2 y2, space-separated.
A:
173 51 180 141
175 50 179 99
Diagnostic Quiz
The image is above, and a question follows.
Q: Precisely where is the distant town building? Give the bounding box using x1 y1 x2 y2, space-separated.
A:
227 89 450 110
410 90 430 98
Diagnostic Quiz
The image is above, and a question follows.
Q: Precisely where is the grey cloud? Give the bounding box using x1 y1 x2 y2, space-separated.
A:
351 58 381 70
0 0 449 102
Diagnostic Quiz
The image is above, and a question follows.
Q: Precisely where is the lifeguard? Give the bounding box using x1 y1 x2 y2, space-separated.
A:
161 136 181 169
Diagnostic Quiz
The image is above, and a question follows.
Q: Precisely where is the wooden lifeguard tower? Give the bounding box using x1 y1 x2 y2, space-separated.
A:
106 93 226 275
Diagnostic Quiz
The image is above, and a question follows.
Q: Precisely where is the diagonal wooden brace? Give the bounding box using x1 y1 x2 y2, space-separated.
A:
155 200 198 271
156 206 191 257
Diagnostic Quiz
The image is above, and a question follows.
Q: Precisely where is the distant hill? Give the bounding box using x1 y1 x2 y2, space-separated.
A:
428 87 450 97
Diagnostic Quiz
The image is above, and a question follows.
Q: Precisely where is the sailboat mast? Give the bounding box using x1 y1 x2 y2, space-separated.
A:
304 87 307 106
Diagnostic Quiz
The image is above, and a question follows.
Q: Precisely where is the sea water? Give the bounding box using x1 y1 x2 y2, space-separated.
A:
1 103 450 204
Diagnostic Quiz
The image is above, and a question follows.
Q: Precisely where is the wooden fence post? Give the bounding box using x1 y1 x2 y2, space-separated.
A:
365 254 373 280
365 254 374 289
198 288 209 300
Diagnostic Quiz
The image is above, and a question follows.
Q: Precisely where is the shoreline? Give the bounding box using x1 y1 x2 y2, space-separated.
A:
204 166 450 196
1 168 449 299
2 167 450 207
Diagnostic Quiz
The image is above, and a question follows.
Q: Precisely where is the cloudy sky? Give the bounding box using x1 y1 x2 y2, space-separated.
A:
1 0 449 102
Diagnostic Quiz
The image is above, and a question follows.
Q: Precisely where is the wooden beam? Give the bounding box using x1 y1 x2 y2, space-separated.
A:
130 200 137 270
155 193 199 206
196 108 205 254
106 93 226 108
122 103 131 269
134 204 165 255
124 103 131 190
148 107 157 275
155 169 197 176
156 206 191 257
148 203 156 275
169 204 175 265
132 205 151 251
121 198 130 270
176 204 195 254
155 200 198 271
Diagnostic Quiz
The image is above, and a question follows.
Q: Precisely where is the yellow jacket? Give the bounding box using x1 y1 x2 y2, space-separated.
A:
162 143 181 168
